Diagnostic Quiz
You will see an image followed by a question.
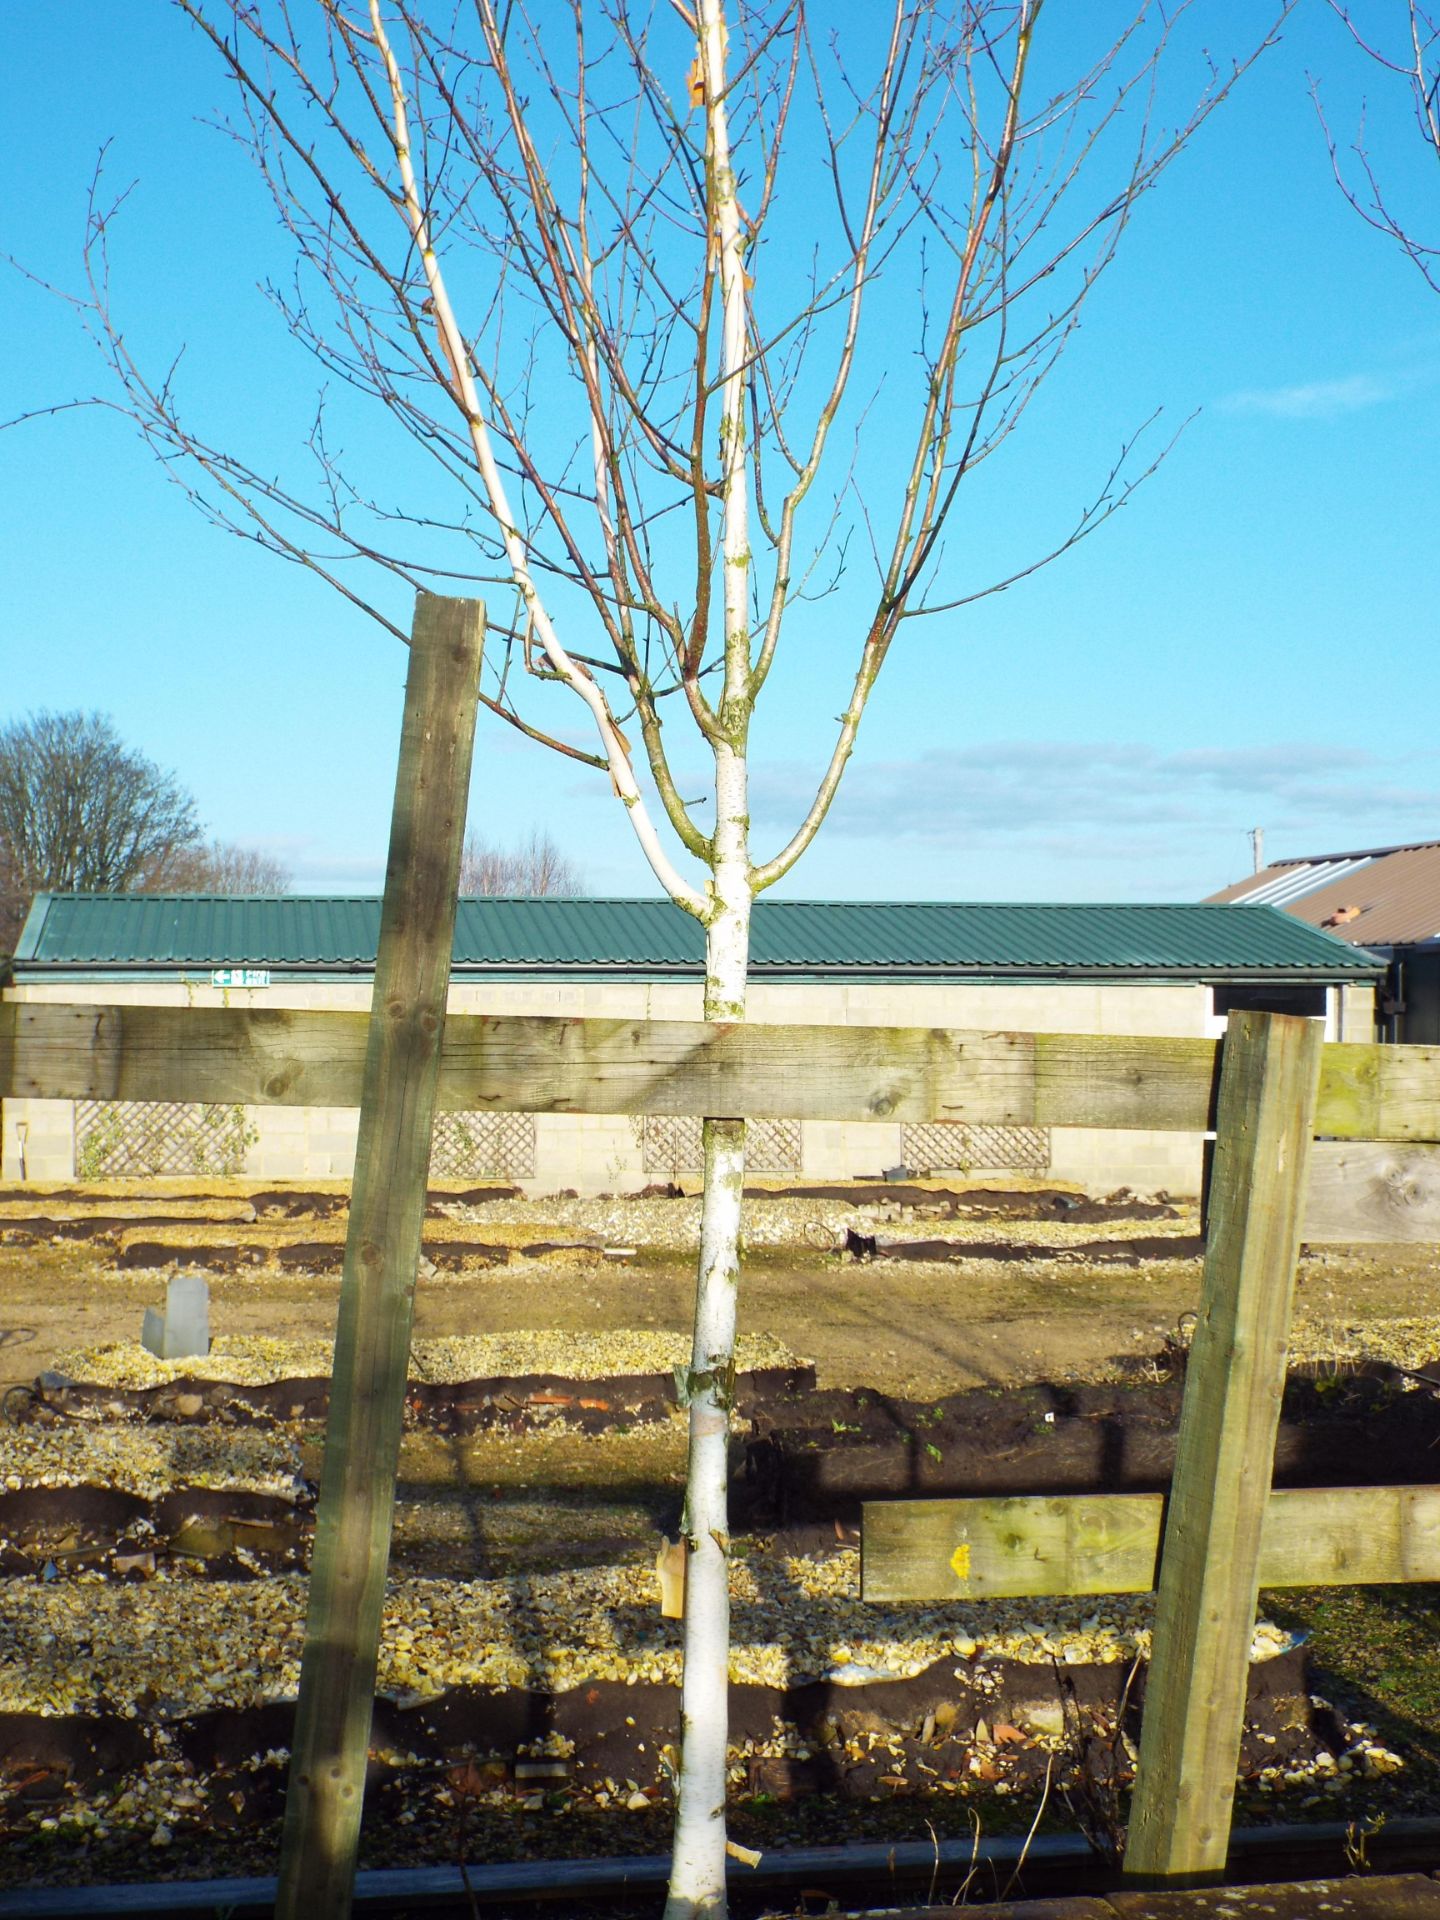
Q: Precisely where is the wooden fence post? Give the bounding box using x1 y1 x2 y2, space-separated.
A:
1124 1009 1324 1885
274 594 484 1919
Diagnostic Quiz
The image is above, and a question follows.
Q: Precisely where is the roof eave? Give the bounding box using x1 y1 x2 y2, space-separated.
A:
9 959 1385 986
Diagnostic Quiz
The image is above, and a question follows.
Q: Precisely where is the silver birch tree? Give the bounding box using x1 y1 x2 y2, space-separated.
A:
33 3 1288 1910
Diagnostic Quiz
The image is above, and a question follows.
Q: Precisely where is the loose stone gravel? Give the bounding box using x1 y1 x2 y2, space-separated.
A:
440 1191 1197 1253
47 1329 805 1392
0 1553 1305 1719
0 1427 305 1499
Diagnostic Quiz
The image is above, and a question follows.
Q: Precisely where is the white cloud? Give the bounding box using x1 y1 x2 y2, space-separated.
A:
285 848 386 886
1220 373 1393 420
747 739 1440 862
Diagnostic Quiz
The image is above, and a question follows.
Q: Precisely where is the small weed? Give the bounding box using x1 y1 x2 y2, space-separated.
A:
1345 1814 1386 1872
1056 1654 1141 1863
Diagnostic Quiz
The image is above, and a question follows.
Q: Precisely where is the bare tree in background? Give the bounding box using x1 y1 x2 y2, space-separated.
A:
1320 5 1440 288
25 3 1290 1909
0 711 202 943
159 839 295 892
0 711 291 953
0 844 27 961
459 828 583 896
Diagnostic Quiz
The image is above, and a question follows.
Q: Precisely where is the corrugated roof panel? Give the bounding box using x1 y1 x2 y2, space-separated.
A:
756 900 1377 972
1208 842 1440 947
14 893 1382 979
452 897 704 967
19 894 386 967
1227 858 1377 911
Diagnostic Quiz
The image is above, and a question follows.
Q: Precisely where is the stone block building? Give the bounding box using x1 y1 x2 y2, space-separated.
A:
2 893 1381 1195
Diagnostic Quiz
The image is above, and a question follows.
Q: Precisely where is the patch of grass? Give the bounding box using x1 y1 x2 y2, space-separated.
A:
1263 1583 1440 1810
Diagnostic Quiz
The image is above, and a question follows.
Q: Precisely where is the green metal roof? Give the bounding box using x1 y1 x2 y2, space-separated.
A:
12 892 1384 983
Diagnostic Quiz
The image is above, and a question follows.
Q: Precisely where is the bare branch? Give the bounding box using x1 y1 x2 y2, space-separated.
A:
1316 3 1440 293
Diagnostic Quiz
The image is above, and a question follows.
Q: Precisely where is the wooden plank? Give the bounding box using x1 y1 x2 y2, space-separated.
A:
1108 1875 1440 1918
863 1492 1164 1600
274 595 484 1919
4 999 1440 1141
1258 1483 1440 1586
439 1008 1045 1122
909 1904 1113 1919
862 1485 1440 1601
0 1000 370 1108
1125 1011 1325 1886
1321 1041 1440 1146
1303 1142 1440 1243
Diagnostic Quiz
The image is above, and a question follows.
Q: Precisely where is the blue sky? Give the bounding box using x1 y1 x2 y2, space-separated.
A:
3 2 1438 905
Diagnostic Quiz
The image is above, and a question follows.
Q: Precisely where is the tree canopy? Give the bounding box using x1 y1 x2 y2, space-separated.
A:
0 709 290 955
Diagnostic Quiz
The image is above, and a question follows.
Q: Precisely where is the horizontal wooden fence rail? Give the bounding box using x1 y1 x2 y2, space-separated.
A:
1291 1142 1440 1243
4 1001 1440 1142
862 1483 1440 1602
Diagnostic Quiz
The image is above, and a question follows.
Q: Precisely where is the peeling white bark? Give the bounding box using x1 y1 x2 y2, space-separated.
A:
369 0 705 920
665 749 750 1918
664 2 756 1903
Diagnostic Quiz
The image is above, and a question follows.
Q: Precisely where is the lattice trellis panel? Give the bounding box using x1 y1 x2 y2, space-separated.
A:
642 1115 802 1176
430 1112 536 1180
75 1101 255 1178
901 1121 1051 1174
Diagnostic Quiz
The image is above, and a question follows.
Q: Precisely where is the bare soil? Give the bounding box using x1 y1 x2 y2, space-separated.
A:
4 1179 1440 1896
4 1202 1438 1405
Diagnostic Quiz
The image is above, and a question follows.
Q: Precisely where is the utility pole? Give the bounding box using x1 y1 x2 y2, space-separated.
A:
1249 826 1264 874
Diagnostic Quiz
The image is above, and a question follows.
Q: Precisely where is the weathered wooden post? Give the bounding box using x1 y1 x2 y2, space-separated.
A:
1124 1008 1324 1885
275 593 484 1918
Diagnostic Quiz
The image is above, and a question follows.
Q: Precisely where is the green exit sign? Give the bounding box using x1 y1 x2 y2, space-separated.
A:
211 968 271 989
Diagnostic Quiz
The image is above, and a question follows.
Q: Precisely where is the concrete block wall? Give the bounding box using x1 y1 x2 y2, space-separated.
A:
800 1118 904 1181
1337 983 1377 1043
0 1098 74 1183
532 1113 644 1193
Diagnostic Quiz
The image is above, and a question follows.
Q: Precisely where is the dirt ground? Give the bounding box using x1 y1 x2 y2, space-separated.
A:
8 1178 1436 1588
4 1219 1438 1406
5 1179 1440 1887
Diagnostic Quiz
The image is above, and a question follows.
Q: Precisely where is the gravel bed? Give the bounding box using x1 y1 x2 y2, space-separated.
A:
0 1554 1304 1718
46 1329 805 1391
440 1192 1199 1252
0 1427 305 1499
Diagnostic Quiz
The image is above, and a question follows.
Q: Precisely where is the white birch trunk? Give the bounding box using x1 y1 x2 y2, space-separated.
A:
668 7 755 1910
665 742 750 1920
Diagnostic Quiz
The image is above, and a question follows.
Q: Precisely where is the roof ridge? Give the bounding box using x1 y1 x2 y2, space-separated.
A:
1270 841 1440 867
39 891 1351 911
